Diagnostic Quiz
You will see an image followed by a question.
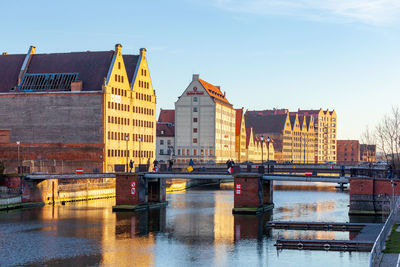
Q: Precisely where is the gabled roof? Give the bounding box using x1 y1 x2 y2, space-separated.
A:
235 108 244 135
156 123 174 137
199 79 232 106
26 51 114 91
123 55 140 84
298 115 305 130
0 54 26 92
158 109 175 124
289 115 297 130
245 113 288 134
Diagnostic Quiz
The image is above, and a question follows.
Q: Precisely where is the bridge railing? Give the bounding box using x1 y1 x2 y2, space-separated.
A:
58 182 115 192
0 187 21 199
369 196 400 267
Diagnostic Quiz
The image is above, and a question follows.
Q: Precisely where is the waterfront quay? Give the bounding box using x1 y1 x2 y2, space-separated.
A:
0 184 370 267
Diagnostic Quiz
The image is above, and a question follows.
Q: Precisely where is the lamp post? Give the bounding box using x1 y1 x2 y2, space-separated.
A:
260 135 264 165
267 136 271 162
138 136 142 165
125 135 129 172
16 141 20 174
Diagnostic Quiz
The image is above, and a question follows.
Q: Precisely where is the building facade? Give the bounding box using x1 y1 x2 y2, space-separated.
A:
337 140 360 165
174 74 236 164
360 144 376 163
156 109 175 162
0 44 156 173
298 109 337 163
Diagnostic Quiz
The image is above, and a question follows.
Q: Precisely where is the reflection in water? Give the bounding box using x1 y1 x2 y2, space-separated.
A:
0 187 371 267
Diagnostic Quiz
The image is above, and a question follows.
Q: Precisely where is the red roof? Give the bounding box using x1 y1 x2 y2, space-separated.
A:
158 109 175 124
199 79 231 106
156 123 174 137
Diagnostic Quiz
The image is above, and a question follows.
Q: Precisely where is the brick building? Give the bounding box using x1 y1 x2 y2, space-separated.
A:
0 44 156 173
360 144 376 163
337 140 360 165
156 109 175 162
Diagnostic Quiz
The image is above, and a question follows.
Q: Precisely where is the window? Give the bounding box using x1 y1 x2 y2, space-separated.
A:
193 97 198 102
178 149 181 155
193 128 198 133
193 138 198 143
193 149 197 155
160 149 164 155
193 107 198 112
167 140 171 145
210 149 213 156
160 140 164 145
118 62 121 69
193 117 198 123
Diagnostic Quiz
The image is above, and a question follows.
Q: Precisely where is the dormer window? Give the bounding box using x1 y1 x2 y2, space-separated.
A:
193 97 198 102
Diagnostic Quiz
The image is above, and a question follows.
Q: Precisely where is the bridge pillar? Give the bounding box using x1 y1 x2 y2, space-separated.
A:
232 173 274 214
22 178 58 204
113 173 167 212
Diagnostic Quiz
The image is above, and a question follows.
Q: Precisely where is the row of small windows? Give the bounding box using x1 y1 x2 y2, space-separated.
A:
133 106 154 116
108 116 130 125
141 69 147 76
115 74 124 83
133 134 153 143
107 149 154 158
133 119 154 128
111 87 127 97
108 131 130 141
139 80 149 89
108 131 154 143
108 149 129 157
136 92 152 102
177 149 214 156
108 102 130 112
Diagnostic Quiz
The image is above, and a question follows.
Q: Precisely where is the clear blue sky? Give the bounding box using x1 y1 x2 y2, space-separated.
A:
2 0 400 140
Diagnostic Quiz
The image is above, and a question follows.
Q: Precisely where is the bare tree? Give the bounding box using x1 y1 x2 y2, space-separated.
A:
360 126 376 163
375 106 400 170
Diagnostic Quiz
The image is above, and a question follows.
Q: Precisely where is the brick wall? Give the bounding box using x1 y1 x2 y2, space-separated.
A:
0 92 104 143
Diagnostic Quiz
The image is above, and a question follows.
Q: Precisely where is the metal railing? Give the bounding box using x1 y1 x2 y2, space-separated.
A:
370 196 400 267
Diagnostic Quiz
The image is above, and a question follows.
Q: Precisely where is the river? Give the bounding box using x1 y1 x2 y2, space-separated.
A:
0 183 371 267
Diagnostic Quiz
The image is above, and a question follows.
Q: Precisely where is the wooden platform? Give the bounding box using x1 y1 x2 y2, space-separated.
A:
267 221 367 231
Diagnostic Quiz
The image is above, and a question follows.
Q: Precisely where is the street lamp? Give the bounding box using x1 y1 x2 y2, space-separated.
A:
260 135 264 165
16 141 20 174
138 136 142 165
267 136 271 162
125 135 129 172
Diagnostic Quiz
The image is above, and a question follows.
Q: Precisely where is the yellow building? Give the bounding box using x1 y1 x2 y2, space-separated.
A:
235 108 247 162
104 45 156 172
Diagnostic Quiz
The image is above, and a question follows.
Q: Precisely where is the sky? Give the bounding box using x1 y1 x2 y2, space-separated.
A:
1 0 400 140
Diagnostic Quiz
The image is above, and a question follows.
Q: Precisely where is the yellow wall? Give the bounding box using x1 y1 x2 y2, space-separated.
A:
103 46 156 172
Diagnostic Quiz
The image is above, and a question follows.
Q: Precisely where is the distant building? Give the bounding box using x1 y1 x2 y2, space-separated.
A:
360 144 376 163
337 140 360 165
156 109 175 162
0 44 156 173
298 109 337 163
174 74 236 164
245 112 292 163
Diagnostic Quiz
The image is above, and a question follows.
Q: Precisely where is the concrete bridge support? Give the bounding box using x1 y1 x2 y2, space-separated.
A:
232 174 274 214
113 173 167 212
22 178 58 204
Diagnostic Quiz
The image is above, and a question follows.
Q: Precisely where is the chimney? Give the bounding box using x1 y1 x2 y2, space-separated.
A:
71 81 83 91
223 91 226 97
18 45 36 85
140 48 147 56
115 43 122 54
192 74 199 81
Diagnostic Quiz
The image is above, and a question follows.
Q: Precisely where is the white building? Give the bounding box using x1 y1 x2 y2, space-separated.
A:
175 74 236 164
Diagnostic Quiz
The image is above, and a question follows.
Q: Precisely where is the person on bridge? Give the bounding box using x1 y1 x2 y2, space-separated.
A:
168 159 174 172
129 160 134 173
188 158 194 172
